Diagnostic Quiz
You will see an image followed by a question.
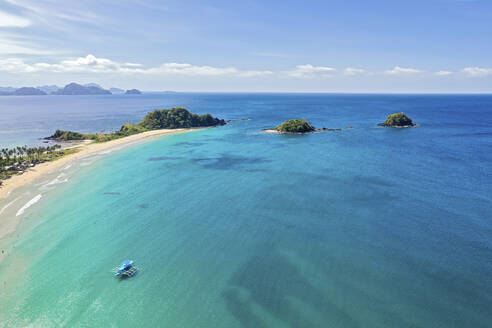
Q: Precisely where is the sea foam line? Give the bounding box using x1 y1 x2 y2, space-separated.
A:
16 194 42 217
0 197 20 215
44 173 68 186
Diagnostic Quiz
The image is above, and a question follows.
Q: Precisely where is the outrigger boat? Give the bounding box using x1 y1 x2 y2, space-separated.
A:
113 260 138 277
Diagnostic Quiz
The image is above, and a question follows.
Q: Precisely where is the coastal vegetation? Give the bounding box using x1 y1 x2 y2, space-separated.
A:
267 119 317 134
378 113 417 127
266 119 350 134
139 107 225 129
1 107 224 185
0 145 78 184
275 119 316 133
47 107 225 142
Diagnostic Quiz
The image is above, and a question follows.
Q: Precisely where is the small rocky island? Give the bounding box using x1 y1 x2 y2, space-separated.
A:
378 112 418 127
275 119 316 133
125 89 142 94
265 119 344 134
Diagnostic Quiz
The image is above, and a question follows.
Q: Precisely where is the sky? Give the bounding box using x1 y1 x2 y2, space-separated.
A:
0 0 491 93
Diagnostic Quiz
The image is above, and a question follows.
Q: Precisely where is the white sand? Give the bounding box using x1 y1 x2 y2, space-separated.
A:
0 128 194 199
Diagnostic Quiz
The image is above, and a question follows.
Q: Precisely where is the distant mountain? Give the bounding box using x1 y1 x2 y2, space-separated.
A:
14 87 47 96
125 89 142 94
0 83 142 96
53 83 112 95
0 86 46 96
37 85 60 94
84 83 103 89
0 87 16 93
110 87 125 94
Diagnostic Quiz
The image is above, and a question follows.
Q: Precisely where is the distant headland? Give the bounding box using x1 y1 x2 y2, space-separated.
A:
53 83 111 95
125 89 142 94
1 107 225 196
0 83 144 96
46 107 225 142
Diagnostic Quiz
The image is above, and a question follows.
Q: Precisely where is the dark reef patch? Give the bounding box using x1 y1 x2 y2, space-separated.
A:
103 192 120 195
192 153 270 170
352 175 394 187
173 141 205 147
148 156 181 161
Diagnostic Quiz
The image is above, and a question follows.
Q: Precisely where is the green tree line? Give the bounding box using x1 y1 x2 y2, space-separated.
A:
48 107 225 142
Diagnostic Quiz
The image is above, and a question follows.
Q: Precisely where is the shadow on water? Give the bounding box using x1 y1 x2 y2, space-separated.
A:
222 248 360 328
192 153 270 171
116 270 139 282
173 141 206 147
147 156 181 161
352 175 394 188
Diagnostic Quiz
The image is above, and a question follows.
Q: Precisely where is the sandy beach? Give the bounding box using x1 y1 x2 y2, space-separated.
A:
0 128 193 200
0 128 195 243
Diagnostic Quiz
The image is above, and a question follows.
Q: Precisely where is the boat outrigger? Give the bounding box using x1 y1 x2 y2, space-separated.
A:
113 260 138 278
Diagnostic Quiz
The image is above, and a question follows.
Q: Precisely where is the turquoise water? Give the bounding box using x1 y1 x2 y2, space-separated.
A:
0 94 491 327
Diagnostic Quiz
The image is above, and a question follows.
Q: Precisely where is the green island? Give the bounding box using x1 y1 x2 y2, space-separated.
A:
378 112 418 127
266 119 346 134
0 107 225 185
47 107 226 142
275 119 316 133
0 145 79 185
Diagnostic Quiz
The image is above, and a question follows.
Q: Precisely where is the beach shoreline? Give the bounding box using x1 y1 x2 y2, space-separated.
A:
0 128 197 246
0 128 195 200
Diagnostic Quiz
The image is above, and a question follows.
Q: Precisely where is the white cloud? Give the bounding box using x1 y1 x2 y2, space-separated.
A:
0 10 31 27
147 62 238 76
237 70 273 77
385 66 422 75
287 64 336 77
0 54 273 77
0 57 36 72
146 62 272 77
462 67 492 77
344 67 367 76
435 70 453 76
123 62 143 68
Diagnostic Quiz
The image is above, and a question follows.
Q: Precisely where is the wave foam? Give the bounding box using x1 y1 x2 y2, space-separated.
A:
16 194 42 217
44 173 68 186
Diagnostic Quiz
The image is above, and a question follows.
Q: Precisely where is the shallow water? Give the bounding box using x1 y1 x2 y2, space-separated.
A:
0 94 491 327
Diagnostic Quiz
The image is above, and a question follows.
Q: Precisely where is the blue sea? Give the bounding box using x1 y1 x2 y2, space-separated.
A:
0 93 491 327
